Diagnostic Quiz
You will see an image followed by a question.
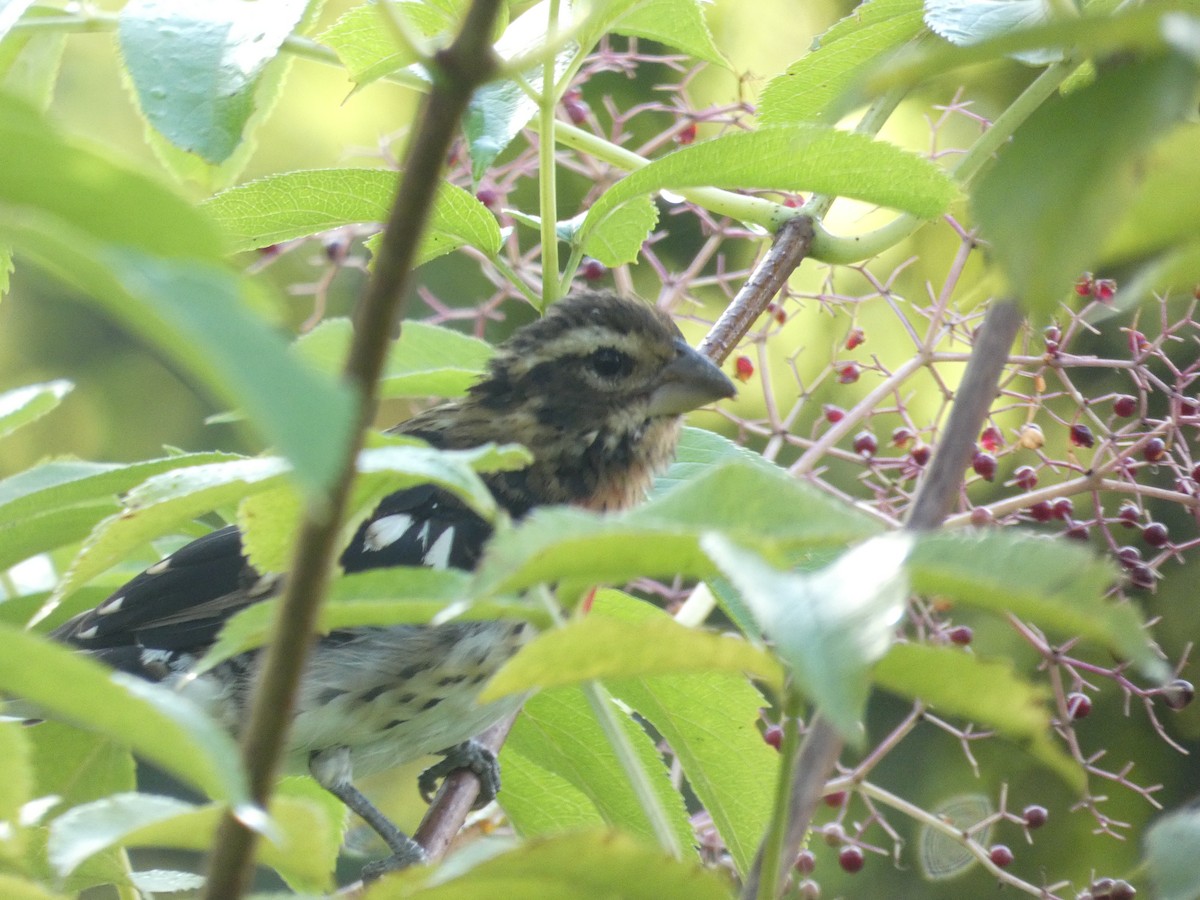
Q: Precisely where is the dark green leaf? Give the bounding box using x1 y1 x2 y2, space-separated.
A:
875 643 1081 788
909 530 1164 679
973 54 1198 315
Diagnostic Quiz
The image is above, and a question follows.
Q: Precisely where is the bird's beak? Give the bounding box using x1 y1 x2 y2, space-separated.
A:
647 339 738 417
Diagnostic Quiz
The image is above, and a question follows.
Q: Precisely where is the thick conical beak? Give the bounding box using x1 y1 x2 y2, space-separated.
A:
647 339 737 417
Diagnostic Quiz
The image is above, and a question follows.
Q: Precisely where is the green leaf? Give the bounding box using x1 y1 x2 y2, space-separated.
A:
924 0 1063 65
117 0 310 164
576 125 957 254
593 591 778 878
52 457 289 604
320 0 484 89
613 0 727 67
206 170 501 264
702 533 914 742
472 456 881 597
0 93 225 260
0 380 71 441
463 1 574 179
578 196 658 267
0 876 69 900
364 829 732 899
874 643 1081 789
759 0 924 124
908 530 1165 680
47 790 338 892
503 688 693 850
0 624 249 806
498 747 606 836
2 211 358 496
972 53 1198 315
1146 804 1200 900
482 602 780 702
0 5 69 112
0 453 240 528
27 723 136 811
0 721 33 825
1102 123 1200 265
295 317 494 398
650 426 787 498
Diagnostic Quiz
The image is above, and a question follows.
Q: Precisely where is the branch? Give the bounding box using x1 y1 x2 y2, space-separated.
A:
200 3 506 897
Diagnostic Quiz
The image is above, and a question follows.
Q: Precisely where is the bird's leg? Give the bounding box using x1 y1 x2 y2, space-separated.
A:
417 739 501 807
308 747 426 880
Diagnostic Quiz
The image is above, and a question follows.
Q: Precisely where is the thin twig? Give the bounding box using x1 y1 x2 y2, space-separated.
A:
201 4 506 897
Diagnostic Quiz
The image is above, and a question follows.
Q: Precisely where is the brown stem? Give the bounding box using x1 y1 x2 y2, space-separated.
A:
699 216 814 365
743 298 1025 898
200 5 506 897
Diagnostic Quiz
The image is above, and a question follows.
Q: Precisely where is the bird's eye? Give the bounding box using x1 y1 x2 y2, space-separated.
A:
587 347 634 379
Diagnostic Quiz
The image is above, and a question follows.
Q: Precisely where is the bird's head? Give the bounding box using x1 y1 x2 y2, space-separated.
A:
413 292 736 512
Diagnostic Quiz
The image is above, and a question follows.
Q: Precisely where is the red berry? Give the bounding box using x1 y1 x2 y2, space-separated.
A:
838 846 864 874
910 445 931 466
853 431 877 458
891 427 913 448
323 233 350 263
970 507 994 527
794 849 815 874
1022 804 1048 829
822 823 845 847
947 625 973 646
989 844 1014 868
580 258 607 281
1044 324 1062 345
1128 330 1149 354
1052 497 1073 520
734 356 754 382
1117 502 1141 527
1066 692 1092 720
563 97 589 124
676 122 697 144
257 243 281 258
845 327 866 350
1113 395 1136 417
763 724 783 750
1094 278 1117 302
837 363 860 384
1129 564 1155 589
782 195 804 208
1066 524 1090 541
1162 679 1195 710
824 791 847 808
1074 274 1094 296
1142 522 1169 547
972 451 997 481
1192 463 1200 483
1028 500 1053 522
1143 438 1167 462
1116 546 1143 568
1013 466 1038 490
822 404 845 424
980 426 1002 452
1109 880 1136 900
1069 423 1095 448
475 188 499 210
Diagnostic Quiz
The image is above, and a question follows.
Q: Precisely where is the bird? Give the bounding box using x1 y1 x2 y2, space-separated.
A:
50 290 737 878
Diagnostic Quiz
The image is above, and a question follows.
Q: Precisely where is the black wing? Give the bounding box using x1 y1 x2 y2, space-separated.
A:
52 485 493 673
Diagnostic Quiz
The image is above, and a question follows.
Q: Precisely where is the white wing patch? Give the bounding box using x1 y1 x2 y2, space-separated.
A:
424 527 456 570
363 514 414 551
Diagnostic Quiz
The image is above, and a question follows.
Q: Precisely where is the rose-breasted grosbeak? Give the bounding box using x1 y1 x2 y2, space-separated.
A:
52 291 736 877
